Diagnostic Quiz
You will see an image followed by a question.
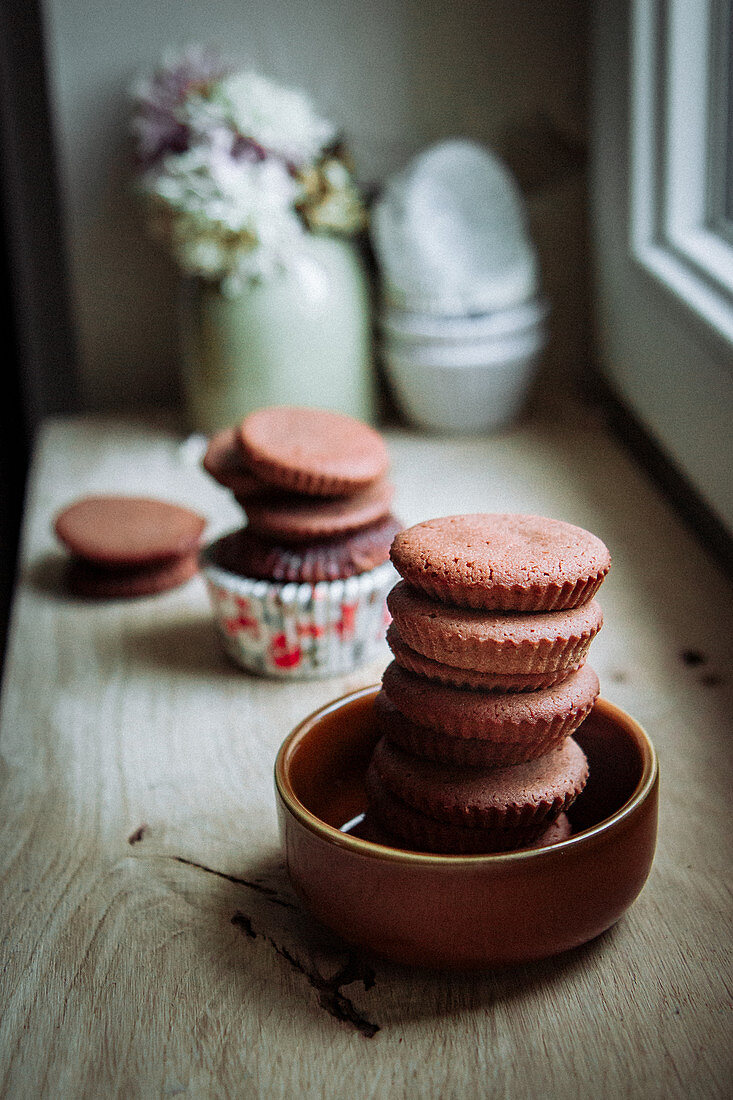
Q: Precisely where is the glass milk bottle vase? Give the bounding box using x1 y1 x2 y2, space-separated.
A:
179 234 376 435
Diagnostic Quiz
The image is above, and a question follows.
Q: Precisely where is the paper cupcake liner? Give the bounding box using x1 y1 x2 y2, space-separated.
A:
201 539 397 679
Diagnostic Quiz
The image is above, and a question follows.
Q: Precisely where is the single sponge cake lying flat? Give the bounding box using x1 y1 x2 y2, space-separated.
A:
385 624 582 692
210 516 402 584
387 580 603 677
238 406 390 497
390 513 610 611
203 428 263 497
366 735 588 853
241 477 395 543
67 552 199 599
55 496 206 567
382 660 600 745
373 690 575 766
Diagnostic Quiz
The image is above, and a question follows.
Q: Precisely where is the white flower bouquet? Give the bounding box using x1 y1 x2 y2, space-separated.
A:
131 48 366 292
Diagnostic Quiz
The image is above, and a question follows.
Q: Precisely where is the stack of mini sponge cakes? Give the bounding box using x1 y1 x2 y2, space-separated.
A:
203 406 401 582
54 496 206 598
366 514 611 853
200 406 402 677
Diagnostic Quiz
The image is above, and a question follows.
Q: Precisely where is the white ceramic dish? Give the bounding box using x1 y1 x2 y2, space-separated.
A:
380 323 545 433
379 297 548 346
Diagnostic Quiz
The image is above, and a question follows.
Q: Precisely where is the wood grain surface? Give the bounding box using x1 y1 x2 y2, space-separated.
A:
1 410 731 1099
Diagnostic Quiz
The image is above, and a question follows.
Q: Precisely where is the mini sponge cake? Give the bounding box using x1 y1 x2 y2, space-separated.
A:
237 406 389 497
366 735 588 854
390 513 610 611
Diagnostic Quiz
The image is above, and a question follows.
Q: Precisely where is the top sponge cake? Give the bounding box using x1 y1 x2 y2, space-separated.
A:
390 513 611 611
237 406 389 497
54 496 206 568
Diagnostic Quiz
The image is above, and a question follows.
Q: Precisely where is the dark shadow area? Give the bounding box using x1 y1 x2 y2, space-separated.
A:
23 559 233 678
589 371 733 579
362 922 624 1027
1 0 78 672
124 615 236 677
22 553 246 678
22 552 71 601
146 841 627 1040
0 218 26 672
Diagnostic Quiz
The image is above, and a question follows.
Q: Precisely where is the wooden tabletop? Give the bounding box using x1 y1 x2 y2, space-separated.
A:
1 410 731 1099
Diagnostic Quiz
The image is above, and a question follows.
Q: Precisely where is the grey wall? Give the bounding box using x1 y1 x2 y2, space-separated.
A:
40 0 588 413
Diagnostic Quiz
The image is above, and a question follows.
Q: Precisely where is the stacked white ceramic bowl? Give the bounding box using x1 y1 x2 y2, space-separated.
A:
378 297 548 434
373 140 548 434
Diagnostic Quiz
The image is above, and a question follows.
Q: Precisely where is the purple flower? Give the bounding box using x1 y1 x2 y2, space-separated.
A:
131 45 229 168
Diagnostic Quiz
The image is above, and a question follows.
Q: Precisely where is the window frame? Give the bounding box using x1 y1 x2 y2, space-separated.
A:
630 0 733 349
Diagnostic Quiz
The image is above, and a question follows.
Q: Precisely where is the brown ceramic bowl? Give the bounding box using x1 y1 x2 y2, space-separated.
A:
275 686 658 969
